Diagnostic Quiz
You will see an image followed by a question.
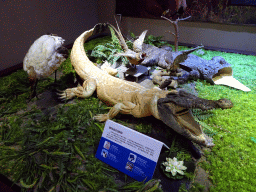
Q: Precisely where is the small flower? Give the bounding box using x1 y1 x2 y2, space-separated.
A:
162 157 187 176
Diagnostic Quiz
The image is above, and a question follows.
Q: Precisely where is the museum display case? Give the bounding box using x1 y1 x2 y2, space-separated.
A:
0 1 255 191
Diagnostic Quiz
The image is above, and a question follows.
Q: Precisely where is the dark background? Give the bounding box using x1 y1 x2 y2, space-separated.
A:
116 0 256 25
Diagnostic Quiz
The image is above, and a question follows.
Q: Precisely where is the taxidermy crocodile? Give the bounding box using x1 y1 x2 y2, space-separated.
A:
59 23 233 147
140 43 232 85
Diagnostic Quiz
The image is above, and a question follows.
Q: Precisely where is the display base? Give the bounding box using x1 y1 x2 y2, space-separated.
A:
117 65 150 83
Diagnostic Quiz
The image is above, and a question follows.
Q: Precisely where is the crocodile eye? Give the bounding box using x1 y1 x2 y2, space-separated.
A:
141 53 146 59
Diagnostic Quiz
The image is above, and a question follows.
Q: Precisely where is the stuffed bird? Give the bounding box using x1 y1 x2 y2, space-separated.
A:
107 19 148 66
23 34 68 99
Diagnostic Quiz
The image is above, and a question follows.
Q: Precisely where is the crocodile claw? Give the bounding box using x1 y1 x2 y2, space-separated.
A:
57 90 70 101
93 114 109 122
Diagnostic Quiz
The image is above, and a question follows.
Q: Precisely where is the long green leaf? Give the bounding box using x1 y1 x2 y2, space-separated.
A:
73 144 85 160
20 178 38 189
36 137 54 146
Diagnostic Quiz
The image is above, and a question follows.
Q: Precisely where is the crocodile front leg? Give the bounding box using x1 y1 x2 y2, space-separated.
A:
94 101 136 122
59 78 97 100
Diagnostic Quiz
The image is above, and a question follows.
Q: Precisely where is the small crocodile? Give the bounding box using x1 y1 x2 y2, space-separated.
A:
59 24 233 147
140 43 232 86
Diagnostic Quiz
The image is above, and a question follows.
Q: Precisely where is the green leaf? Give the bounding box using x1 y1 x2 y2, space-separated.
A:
73 144 85 160
91 50 107 58
40 164 52 170
48 151 71 156
81 179 95 190
36 137 54 146
20 178 38 189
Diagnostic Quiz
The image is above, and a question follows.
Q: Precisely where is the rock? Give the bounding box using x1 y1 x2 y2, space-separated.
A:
138 78 155 89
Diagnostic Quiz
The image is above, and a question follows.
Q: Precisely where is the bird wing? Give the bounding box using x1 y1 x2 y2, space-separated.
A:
172 46 204 70
114 53 136 59
133 30 148 53
107 18 129 52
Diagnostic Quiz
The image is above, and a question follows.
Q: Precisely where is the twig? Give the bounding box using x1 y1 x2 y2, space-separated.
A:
177 16 191 21
161 15 191 52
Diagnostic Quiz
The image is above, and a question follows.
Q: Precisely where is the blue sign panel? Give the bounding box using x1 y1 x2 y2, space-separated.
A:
96 120 165 182
96 138 156 181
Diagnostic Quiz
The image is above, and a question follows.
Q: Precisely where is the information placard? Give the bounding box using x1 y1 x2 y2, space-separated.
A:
96 120 166 182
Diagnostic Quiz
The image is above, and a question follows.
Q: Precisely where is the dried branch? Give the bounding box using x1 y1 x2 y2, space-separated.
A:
161 16 175 24
161 16 192 52
177 16 191 21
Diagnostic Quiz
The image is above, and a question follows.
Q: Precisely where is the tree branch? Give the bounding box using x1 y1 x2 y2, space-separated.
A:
177 16 192 22
161 16 175 24
161 15 192 52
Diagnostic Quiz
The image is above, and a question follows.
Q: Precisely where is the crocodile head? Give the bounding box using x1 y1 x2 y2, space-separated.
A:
215 99 234 109
156 90 233 147
157 100 214 147
156 90 219 147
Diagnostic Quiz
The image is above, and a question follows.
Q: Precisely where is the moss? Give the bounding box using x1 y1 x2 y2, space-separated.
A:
193 50 256 191
189 182 205 192
0 69 56 117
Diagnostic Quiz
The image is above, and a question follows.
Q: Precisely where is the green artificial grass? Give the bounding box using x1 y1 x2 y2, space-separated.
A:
0 35 255 192
0 86 162 191
192 51 256 191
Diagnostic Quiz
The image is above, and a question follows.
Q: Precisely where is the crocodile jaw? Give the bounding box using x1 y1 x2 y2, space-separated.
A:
157 102 214 147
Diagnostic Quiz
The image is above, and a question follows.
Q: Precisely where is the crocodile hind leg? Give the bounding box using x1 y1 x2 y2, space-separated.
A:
94 101 136 122
58 78 97 100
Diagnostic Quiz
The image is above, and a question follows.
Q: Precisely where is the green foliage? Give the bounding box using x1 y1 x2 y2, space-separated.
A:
130 31 172 48
192 109 217 137
0 70 30 116
168 137 192 162
90 27 129 65
109 26 122 49
90 30 173 67
85 36 112 52
59 49 75 75
192 109 214 121
188 182 205 192
0 70 29 100
144 35 172 47
0 69 61 117
0 89 160 191
129 32 137 39
193 49 256 191
178 183 188 192
91 43 128 65
120 179 162 192
0 99 117 191
160 137 194 180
